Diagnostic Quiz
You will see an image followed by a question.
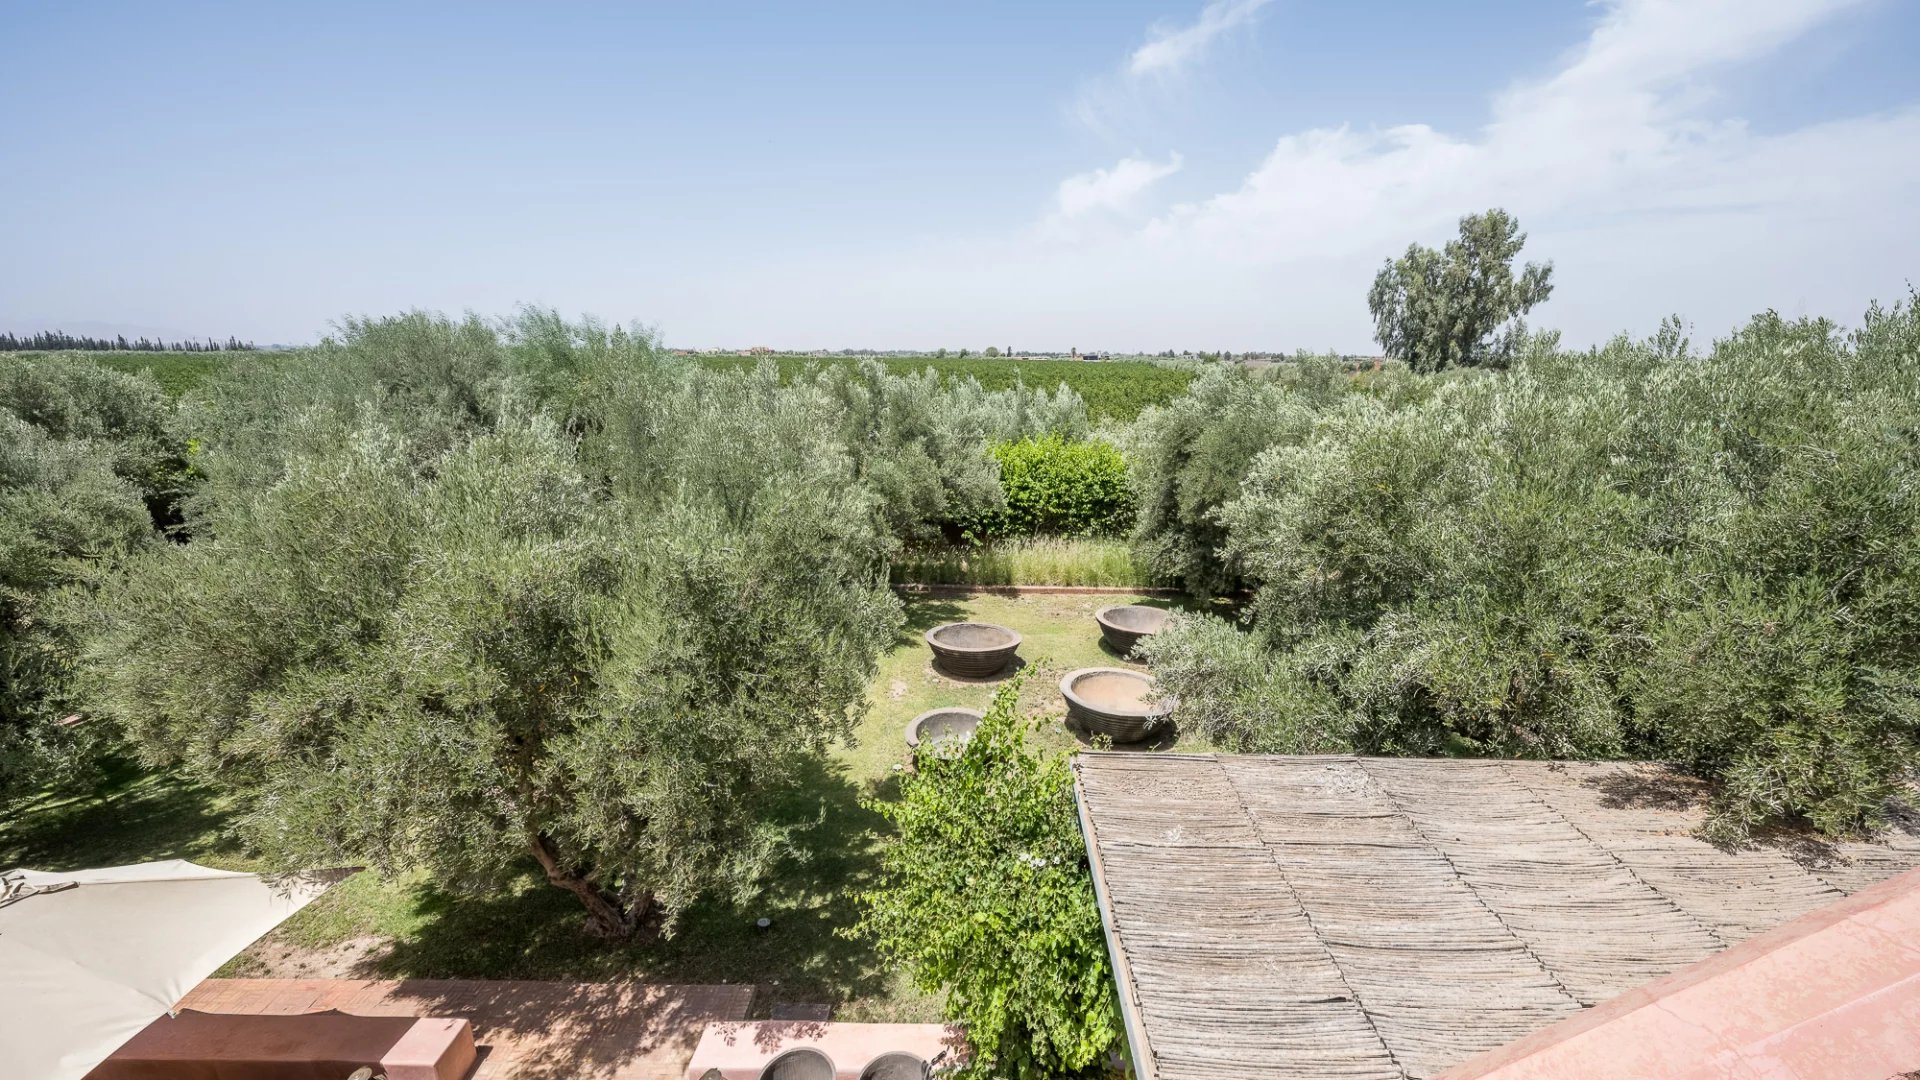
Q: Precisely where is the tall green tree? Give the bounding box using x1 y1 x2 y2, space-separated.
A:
1367 208 1554 372
81 313 907 937
0 358 174 804
1120 359 1382 596
0 418 151 802
1149 298 1920 839
84 417 901 937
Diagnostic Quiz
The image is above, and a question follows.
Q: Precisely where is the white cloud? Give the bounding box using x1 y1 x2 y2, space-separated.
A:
1146 0 1896 259
659 0 1918 352
1129 0 1274 76
1053 153 1185 220
1060 0 1917 347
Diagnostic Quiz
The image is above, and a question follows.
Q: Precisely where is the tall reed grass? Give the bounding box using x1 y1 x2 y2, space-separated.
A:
891 537 1154 587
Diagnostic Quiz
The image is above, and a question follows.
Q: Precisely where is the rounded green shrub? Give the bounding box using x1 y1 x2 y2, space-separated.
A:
851 677 1120 1079
972 434 1133 540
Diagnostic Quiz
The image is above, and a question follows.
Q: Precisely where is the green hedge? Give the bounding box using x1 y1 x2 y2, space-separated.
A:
972 435 1133 540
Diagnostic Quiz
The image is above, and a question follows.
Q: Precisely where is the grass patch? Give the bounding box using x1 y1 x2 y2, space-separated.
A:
0 755 248 870
865 591 1188 761
702 354 1194 422
69 351 237 396
893 537 1154 588
0 592 1192 1018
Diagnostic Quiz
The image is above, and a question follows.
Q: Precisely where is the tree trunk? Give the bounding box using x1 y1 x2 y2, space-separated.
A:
525 831 658 941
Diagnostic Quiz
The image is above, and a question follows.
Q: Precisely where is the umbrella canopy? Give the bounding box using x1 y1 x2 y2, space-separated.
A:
0 859 352 1080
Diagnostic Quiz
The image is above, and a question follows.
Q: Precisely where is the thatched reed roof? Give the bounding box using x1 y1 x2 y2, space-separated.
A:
1072 754 1920 1080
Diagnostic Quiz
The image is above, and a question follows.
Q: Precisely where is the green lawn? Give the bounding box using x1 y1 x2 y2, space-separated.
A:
0 591 1190 1019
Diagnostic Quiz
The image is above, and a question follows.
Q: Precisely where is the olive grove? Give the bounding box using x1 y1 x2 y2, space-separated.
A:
73 312 1086 934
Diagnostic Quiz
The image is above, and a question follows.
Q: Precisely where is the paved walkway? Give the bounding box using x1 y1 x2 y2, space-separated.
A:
180 978 755 1080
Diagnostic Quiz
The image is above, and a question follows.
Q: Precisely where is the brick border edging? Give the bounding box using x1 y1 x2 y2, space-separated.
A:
892 583 1187 597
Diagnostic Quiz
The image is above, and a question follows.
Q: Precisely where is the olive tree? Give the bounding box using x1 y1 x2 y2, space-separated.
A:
0 417 151 801
1119 364 1323 595
83 416 900 936
1367 208 1554 372
0 358 173 803
1183 299 1920 838
84 311 910 936
0 355 180 512
510 318 1088 543
179 312 552 522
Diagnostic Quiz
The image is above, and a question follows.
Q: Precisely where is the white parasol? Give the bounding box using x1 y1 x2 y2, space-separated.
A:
0 859 352 1080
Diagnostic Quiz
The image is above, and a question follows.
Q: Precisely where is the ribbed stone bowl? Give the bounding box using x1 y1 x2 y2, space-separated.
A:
905 707 984 750
859 1053 931 1080
760 1048 835 1080
1060 667 1173 743
925 622 1021 678
1095 604 1171 657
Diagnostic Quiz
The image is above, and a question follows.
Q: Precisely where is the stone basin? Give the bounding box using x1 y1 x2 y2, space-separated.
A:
905 707 984 750
860 1052 931 1080
924 622 1021 678
760 1047 835 1080
1060 667 1173 743
687 1021 958 1080
1095 604 1171 657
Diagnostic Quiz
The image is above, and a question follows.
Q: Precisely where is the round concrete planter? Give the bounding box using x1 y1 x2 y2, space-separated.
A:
925 622 1021 678
1095 604 1171 657
1061 667 1173 743
860 1053 931 1080
905 707 984 750
761 1048 835 1080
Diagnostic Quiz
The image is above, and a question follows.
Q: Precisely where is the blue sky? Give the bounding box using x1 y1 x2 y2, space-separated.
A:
3 0 1916 350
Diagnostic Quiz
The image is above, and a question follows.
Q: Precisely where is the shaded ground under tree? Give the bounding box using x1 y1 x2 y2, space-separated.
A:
0 593 1176 1019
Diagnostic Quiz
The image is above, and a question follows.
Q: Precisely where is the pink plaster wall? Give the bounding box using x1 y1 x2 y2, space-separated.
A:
1440 867 1920 1080
684 1021 965 1080
88 1009 476 1080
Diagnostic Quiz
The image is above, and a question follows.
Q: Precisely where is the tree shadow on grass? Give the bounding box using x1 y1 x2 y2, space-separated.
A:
355 749 907 1021
896 594 968 641
0 755 244 871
